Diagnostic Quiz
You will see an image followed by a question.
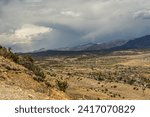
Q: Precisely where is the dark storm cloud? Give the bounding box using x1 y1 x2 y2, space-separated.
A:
0 0 150 52
0 0 11 4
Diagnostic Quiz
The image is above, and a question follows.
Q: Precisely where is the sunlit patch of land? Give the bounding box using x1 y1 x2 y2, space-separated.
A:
35 49 150 100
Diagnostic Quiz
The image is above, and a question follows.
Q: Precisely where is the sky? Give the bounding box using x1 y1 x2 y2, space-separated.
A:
0 0 150 52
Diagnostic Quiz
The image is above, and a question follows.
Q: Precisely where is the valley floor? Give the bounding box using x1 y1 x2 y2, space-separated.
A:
35 50 150 100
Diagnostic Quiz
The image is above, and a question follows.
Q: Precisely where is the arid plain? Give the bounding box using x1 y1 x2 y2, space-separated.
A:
35 49 150 100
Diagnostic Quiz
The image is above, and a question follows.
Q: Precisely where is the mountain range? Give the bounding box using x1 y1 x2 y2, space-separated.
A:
113 35 150 50
56 40 127 51
29 35 150 56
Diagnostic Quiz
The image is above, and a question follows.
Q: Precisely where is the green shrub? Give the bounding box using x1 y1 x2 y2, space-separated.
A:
128 79 136 85
9 53 19 63
23 55 34 63
0 47 8 58
0 45 45 82
56 80 68 92
20 59 46 81
0 46 19 62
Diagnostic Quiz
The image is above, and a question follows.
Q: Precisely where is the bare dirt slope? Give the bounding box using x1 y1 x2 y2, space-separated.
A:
0 56 70 100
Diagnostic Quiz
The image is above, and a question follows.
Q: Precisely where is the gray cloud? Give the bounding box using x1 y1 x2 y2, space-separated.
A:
0 0 150 52
134 9 150 19
0 0 11 4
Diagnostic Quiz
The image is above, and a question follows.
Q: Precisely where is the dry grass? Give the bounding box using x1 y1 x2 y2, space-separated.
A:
0 56 69 100
0 49 150 100
35 50 150 100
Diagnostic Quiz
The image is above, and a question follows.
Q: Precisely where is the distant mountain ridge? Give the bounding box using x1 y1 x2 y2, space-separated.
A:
57 40 127 51
85 40 127 51
33 48 47 53
113 35 150 50
57 43 95 51
27 35 150 57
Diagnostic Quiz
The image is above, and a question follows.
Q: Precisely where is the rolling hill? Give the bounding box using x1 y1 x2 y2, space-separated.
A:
0 46 70 99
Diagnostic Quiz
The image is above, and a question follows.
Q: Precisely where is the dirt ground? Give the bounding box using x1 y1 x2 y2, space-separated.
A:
35 50 150 100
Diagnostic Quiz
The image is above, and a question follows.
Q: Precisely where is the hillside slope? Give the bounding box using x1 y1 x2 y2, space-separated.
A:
0 49 70 100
